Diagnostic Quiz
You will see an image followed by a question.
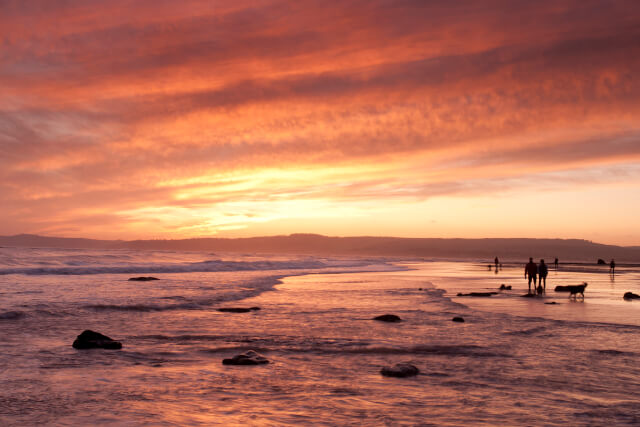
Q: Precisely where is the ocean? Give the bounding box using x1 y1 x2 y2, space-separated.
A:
1 247 639 425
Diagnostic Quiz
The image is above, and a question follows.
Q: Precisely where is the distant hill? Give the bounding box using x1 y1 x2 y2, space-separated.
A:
0 234 118 249
1 233 639 262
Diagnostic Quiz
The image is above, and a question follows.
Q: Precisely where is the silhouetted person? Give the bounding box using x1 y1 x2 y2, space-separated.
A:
610 259 616 274
524 257 537 294
538 259 548 293
494 257 499 269
554 258 559 269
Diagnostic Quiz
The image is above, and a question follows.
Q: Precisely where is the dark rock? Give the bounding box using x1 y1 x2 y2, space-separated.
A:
456 292 498 297
128 277 159 281
545 302 558 305
380 363 420 378
72 330 122 350
597 259 606 265
373 314 402 322
499 284 512 290
520 293 536 298
217 307 261 313
623 292 640 300
452 316 465 323
222 350 269 365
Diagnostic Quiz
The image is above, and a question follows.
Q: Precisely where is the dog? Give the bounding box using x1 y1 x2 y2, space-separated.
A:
567 282 588 299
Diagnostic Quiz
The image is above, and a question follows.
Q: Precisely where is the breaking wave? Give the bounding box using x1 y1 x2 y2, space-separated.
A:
0 258 377 276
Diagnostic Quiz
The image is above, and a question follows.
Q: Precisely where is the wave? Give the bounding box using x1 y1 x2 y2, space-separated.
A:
591 349 636 356
312 344 510 357
505 326 548 336
84 303 192 312
132 334 228 341
0 258 379 276
0 310 27 320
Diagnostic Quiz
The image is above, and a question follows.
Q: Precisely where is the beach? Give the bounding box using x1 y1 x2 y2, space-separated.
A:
1 247 639 425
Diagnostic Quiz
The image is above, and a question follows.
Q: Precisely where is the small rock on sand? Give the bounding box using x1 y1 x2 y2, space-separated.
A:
623 292 640 300
222 350 269 365
452 317 465 323
128 277 159 281
380 363 420 378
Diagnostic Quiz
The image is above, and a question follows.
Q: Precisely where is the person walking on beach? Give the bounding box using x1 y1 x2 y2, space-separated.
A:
525 257 538 294
610 259 616 274
538 259 548 293
554 258 559 269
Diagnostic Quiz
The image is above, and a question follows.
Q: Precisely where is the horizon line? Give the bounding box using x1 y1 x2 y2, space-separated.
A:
3 232 638 248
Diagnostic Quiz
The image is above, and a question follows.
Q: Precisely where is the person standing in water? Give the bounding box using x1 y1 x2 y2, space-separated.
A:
495 257 499 270
610 259 616 274
554 258 559 270
524 257 538 294
538 259 548 293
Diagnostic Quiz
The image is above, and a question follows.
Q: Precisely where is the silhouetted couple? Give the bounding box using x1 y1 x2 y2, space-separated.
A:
525 258 548 294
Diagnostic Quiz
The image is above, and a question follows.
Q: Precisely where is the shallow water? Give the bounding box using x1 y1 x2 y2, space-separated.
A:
1 248 639 425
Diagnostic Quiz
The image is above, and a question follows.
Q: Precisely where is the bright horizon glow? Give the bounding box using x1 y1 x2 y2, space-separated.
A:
2 1 640 245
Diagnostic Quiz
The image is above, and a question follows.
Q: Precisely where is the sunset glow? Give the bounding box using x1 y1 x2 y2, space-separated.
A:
2 1 640 244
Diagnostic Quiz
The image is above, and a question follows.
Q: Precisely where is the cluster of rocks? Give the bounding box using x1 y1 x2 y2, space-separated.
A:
72 305 470 378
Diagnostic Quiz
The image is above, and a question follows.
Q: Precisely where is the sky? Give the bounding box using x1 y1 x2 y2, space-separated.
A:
1 0 640 245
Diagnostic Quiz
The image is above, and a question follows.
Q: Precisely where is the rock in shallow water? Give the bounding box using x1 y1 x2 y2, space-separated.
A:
72 330 122 349
457 292 498 297
128 277 159 281
452 316 465 322
217 307 261 313
380 363 420 378
623 292 640 300
222 350 269 365
373 314 401 322
520 293 536 298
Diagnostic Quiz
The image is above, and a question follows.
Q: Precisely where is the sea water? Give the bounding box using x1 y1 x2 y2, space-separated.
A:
1 247 639 425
